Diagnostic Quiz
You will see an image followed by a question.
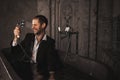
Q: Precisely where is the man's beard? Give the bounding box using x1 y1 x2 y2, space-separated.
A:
35 29 44 35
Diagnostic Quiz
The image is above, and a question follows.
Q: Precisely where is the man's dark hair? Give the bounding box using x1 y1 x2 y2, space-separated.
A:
33 15 48 27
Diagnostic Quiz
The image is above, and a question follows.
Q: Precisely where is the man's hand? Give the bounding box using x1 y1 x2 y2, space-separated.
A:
13 26 21 41
49 71 55 80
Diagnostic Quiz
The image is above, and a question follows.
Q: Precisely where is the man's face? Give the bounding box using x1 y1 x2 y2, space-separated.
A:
32 19 44 35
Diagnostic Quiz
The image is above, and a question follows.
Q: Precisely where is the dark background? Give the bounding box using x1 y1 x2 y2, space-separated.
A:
0 0 120 79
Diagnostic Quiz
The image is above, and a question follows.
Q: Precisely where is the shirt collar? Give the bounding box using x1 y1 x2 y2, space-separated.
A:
35 34 47 41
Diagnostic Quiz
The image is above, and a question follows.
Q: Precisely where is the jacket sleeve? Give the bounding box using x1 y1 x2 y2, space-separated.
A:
10 33 30 61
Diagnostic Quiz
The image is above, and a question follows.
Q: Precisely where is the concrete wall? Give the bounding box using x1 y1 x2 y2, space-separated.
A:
0 0 120 79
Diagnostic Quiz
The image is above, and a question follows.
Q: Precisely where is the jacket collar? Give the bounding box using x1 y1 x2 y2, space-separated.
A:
35 34 47 41
42 34 47 41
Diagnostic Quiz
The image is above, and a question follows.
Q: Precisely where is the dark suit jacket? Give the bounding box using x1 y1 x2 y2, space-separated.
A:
11 33 56 75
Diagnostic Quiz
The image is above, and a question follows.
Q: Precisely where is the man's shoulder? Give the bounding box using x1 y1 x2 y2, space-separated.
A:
25 33 35 37
23 33 35 41
46 35 55 43
26 33 34 36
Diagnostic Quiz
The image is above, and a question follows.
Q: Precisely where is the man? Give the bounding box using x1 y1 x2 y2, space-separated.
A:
11 15 56 80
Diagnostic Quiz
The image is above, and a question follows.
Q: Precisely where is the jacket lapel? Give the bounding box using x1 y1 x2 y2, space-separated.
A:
36 40 47 61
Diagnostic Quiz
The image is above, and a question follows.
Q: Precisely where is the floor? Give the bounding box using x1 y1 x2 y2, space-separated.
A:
55 64 96 80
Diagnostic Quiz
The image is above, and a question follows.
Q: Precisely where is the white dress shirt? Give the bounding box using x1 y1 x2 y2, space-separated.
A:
31 34 47 63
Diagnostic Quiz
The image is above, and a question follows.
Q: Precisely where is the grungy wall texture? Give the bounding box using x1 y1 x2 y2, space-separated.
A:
0 0 112 60
0 0 38 49
0 0 120 79
0 0 113 65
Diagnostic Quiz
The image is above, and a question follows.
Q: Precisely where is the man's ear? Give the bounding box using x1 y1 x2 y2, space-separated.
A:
42 23 46 29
